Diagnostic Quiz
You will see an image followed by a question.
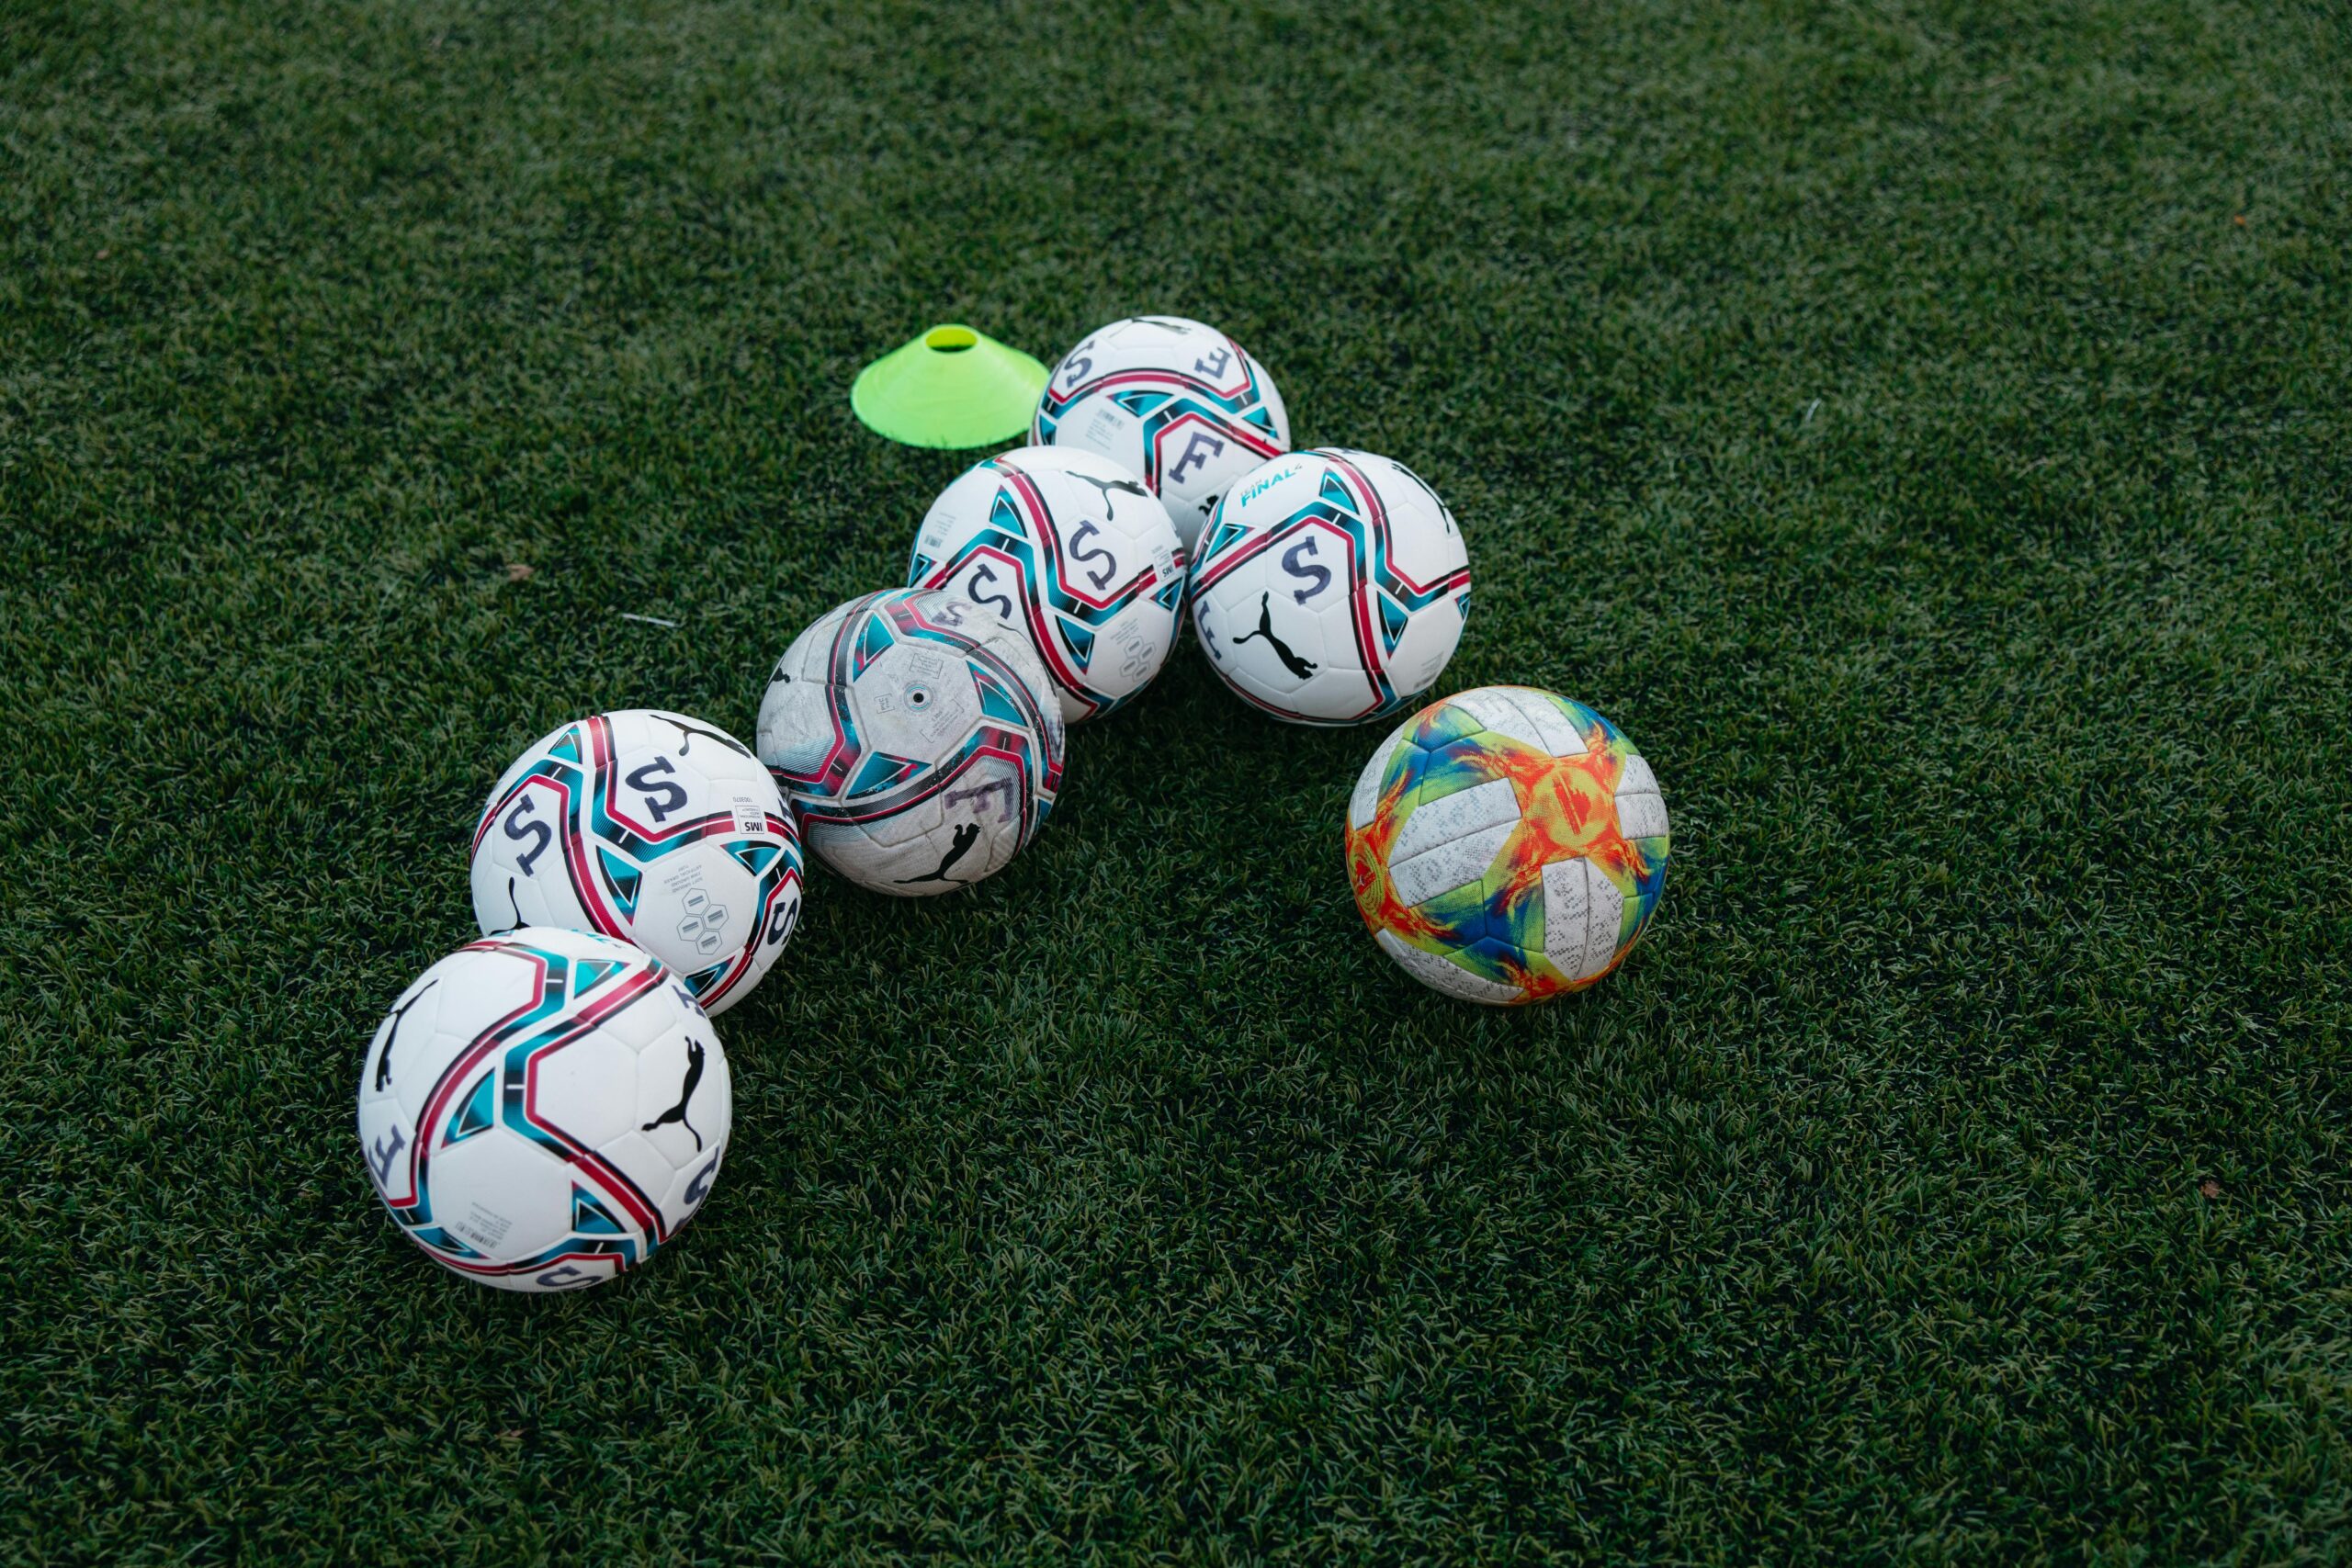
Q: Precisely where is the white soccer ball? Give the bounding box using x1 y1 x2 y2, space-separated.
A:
1187 449 1472 726
356 927 730 1292
469 709 803 1016
1032 315 1290 551
907 446 1187 723
756 588 1065 895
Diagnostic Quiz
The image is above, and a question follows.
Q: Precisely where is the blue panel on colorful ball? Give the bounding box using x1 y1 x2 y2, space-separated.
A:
907 446 1187 724
754 588 1065 897
356 927 730 1292
1188 448 1471 727
469 711 803 1016
1032 315 1290 552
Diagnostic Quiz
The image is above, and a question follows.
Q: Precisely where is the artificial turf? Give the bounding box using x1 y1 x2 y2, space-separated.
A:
6 0 2350 1561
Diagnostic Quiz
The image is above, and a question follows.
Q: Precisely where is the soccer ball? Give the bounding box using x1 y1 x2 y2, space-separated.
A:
907 446 1187 724
1343 687 1670 1005
356 926 730 1292
469 709 802 1016
756 588 1064 895
1188 448 1471 726
1032 315 1289 551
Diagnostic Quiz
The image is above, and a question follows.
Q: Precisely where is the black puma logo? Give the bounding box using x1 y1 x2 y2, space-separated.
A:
374 979 437 1092
668 716 752 758
498 875 523 933
642 1037 707 1151
1070 471 1149 522
896 822 982 885
1230 592 1317 681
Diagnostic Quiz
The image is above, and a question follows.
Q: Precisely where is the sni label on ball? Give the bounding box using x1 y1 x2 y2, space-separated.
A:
729 793 763 835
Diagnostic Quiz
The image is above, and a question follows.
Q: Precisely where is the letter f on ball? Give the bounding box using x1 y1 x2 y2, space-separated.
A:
1170 429 1227 484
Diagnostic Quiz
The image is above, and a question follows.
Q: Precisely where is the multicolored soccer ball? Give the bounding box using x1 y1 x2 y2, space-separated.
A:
357 927 731 1292
1343 687 1669 1005
1189 449 1471 726
907 446 1187 724
469 710 802 1016
1032 315 1289 551
756 589 1064 895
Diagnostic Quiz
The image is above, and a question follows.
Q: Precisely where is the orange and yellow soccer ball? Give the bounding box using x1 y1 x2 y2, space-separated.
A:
1343 686 1670 1004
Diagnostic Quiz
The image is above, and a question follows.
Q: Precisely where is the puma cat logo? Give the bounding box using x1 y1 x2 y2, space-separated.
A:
641 1037 707 1151
1229 592 1317 681
897 822 982 885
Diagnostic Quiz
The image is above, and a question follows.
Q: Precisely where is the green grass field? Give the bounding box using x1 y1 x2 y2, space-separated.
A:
7 0 2351 1561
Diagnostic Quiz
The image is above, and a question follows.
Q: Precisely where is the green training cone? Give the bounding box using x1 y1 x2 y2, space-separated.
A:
851 324 1050 449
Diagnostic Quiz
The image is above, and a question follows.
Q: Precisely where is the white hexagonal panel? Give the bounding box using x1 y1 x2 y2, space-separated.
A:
527 1030 639 1150
425 1130 572 1264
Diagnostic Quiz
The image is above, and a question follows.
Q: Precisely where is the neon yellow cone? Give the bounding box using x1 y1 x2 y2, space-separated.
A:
851 324 1050 449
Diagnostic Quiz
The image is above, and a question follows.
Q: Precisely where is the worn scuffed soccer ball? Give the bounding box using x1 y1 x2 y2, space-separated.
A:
357 927 731 1292
469 710 803 1016
756 589 1064 895
907 446 1187 724
1189 449 1471 726
1032 315 1289 551
1343 687 1669 1004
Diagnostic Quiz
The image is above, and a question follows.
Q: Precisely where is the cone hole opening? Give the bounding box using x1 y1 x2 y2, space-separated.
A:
925 326 978 353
